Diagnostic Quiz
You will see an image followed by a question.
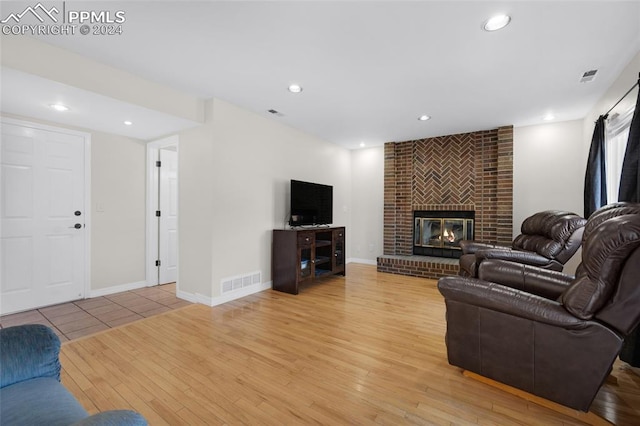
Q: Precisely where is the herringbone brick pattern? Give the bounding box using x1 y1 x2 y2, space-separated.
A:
381 126 514 276
413 134 475 205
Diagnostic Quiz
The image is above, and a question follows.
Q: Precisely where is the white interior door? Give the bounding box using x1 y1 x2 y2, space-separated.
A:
159 148 177 284
1 121 88 314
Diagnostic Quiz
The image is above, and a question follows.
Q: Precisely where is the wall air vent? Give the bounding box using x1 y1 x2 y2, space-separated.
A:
221 271 262 294
580 69 598 83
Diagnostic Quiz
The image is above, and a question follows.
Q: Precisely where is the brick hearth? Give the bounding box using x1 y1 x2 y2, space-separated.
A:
378 126 513 279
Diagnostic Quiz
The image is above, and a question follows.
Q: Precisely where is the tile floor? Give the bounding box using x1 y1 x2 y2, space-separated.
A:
0 283 191 342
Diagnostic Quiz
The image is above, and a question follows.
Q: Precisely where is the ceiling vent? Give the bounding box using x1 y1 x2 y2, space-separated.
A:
580 69 598 83
268 109 284 117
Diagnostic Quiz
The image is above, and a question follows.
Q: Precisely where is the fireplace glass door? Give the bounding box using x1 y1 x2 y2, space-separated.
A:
443 219 465 248
414 218 473 250
420 219 442 246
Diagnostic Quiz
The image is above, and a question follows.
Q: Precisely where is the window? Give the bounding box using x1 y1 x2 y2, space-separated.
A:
606 103 635 202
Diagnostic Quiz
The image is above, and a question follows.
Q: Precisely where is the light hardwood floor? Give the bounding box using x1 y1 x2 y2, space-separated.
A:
61 264 640 425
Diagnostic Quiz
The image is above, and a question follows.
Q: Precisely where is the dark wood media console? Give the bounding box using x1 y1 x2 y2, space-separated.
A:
272 227 345 294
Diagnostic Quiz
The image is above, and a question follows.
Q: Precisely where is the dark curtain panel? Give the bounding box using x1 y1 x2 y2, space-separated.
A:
583 115 607 218
619 78 640 367
618 79 640 202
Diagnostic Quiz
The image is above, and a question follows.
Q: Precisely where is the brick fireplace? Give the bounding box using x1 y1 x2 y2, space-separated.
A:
377 126 513 279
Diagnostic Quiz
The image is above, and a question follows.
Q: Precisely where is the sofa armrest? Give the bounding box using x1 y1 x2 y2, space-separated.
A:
0 324 61 388
437 276 585 329
459 240 508 254
476 248 554 267
71 410 148 426
478 259 574 300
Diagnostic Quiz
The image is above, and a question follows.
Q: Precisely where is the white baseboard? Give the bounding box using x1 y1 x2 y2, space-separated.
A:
89 279 272 307
211 282 272 306
89 280 148 298
347 258 378 266
177 281 272 307
176 289 212 305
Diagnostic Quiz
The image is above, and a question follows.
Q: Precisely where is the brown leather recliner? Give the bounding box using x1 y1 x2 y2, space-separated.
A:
477 202 640 295
458 210 586 277
437 213 640 412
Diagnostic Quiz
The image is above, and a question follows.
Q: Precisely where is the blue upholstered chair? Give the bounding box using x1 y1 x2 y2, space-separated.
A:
0 324 147 426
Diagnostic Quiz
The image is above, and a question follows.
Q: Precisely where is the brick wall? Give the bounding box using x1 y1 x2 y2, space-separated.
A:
379 126 513 278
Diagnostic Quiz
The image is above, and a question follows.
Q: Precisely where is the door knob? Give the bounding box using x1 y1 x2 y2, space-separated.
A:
69 223 82 229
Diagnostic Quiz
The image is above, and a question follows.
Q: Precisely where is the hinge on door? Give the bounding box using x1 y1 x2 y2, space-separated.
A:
155 260 161 267
156 161 161 167
156 210 161 217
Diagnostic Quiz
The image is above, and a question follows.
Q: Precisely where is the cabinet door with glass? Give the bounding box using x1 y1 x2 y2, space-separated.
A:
297 232 314 281
333 228 345 274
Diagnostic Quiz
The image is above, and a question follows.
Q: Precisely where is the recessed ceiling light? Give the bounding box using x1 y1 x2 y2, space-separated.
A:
288 84 303 93
359 142 366 148
124 120 133 126
483 14 511 31
50 103 69 112
418 115 431 121
543 114 555 121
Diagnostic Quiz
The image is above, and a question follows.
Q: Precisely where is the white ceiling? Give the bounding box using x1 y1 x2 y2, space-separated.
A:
2 1 640 148
0 67 201 140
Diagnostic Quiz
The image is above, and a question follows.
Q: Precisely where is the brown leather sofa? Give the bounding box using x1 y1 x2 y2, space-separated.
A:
458 210 586 277
437 212 640 412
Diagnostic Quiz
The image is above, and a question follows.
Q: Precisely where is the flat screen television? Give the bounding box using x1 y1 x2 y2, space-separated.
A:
289 180 333 226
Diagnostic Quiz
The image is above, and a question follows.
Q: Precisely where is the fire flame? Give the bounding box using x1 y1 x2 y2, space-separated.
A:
444 228 455 242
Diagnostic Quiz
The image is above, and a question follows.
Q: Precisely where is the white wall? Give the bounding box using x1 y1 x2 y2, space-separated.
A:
91 131 146 290
582 51 640 206
354 121 589 272
176 101 216 300
584 52 640 138
4 96 354 304
350 146 384 264
0 113 147 292
511 49 640 274
513 120 586 273
178 98 352 303
1 36 204 123
513 120 586 228
6 38 637 303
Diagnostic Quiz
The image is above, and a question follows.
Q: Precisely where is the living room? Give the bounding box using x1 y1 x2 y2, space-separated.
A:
1 1 640 424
